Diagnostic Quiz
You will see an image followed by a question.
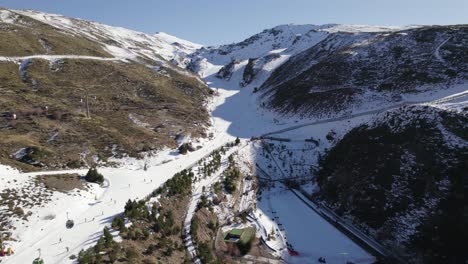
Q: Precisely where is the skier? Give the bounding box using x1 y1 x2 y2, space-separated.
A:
66 247 69 252
59 238 62 243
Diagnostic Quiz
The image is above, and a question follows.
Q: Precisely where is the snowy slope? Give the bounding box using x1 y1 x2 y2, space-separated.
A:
1 8 466 264
259 25 468 117
188 22 466 120
189 24 420 86
12 9 201 67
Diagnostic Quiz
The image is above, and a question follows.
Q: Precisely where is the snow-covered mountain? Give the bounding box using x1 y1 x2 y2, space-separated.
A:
2 8 201 67
188 23 419 81
188 23 467 119
260 25 468 116
0 7 467 264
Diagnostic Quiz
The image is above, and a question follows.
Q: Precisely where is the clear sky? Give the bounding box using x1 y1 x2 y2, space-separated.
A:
1 0 467 45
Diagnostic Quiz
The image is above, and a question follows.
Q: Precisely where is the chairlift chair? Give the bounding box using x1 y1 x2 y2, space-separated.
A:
65 212 74 229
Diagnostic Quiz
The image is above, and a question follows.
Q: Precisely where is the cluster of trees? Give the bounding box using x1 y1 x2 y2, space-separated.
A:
223 168 240 194
236 238 253 255
190 215 199 238
223 156 241 194
144 236 181 257
213 181 222 194
123 199 180 237
156 169 194 196
197 242 214 264
199 151 222 177
178 142 195 154
78 227 118 263
190 215 218 264
84 167 104 184
153 210 180 237
125 225 150 241
79 200 184 263
78 166 200 264
197 194 210 210
111 216 127 232
124 199 149 220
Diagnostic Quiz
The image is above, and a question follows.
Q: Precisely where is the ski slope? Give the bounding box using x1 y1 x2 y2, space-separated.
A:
1 89 236 264
3 58 466 263
0 9 466 263
259 187 375 264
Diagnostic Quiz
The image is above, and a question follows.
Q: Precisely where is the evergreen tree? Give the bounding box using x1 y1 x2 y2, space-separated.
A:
103 226 114 247
85 168 104 183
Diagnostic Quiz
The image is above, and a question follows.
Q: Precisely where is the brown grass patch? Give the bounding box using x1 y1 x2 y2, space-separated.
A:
35 173 85 192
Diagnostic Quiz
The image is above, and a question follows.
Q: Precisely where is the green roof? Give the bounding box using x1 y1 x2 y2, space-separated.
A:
229 229 243 236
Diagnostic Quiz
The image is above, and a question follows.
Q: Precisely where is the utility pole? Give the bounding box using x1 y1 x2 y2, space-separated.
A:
85 92 90 118
79 87 92 119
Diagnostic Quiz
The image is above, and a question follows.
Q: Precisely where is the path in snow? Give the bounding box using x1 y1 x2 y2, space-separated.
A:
261 88 468 137
434 36 451 64
0 54 122 62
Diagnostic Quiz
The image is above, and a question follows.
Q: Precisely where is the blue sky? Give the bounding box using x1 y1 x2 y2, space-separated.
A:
1 0 467 45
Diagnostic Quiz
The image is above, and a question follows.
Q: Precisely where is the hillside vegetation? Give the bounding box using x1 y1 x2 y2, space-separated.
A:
317 104 467 263
0 8 111 57
0 9 211 171
260 25 468 116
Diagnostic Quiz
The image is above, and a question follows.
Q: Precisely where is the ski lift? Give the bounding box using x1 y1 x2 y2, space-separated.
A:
65 212 74 229
66 220 74 229
318 257 327 263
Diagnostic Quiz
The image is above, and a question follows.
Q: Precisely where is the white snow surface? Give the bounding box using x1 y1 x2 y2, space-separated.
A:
259 187 375 264
0 9 18 24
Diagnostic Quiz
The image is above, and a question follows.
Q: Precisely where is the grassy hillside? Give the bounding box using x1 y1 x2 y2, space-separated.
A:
0 8 212 171
316 105 467 263
0 58 210 171
0 9 111 57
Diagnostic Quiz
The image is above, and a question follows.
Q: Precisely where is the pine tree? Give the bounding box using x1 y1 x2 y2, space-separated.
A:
103 226 114 247
85 168 104 183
